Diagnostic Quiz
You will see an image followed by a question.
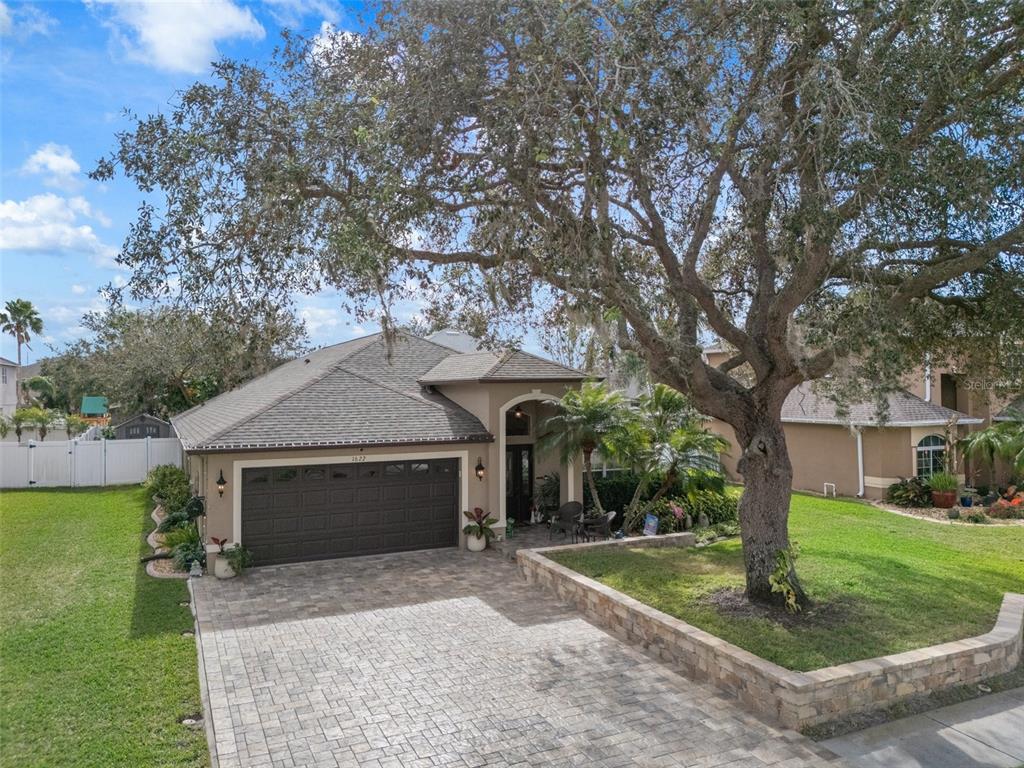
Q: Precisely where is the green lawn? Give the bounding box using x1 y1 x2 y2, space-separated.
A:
0 487 207 768
552 494 1024 671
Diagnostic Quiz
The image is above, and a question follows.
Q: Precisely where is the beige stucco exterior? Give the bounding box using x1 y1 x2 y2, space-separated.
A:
187 379 584 555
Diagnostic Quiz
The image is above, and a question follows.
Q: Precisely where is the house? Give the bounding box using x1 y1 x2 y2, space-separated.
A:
702 348 1021 497
0 357 17 416
79 396 109 425
173 332 588 567
112 413 175 440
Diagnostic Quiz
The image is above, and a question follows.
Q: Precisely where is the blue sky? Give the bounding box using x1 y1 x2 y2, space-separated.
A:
0 0 402 364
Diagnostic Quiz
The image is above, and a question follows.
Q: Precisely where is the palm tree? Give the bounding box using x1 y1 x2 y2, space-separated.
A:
20 375 56 409
605 384 730 531
962 408 1024 476
10 409 29 442
0 299 44 405
0 414 9 440
537 383 629 515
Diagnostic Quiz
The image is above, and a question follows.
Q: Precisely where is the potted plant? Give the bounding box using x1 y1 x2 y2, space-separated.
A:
929 471 959 509
210 538 253 578
462 507 497 551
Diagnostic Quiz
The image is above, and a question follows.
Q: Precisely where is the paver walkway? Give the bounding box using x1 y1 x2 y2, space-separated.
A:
191 548 844 768
823 687 1024 768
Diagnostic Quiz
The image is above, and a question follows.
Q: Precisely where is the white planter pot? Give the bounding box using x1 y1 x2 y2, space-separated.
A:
213 556 236 579
466 534 487 552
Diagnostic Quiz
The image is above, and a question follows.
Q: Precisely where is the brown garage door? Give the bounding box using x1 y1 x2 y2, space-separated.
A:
241 458 459 565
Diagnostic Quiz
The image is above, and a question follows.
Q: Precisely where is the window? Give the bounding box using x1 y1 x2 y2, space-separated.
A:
916 435 946 477
274 467 298 483
384 463 405 476
505 409 531 436
128 426 140 437
331 467 351 480
303 467 326 481
245 470 270 485
410 462 430 474
1 368 6 384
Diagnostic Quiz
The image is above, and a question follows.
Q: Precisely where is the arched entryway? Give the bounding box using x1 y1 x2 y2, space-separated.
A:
497 392 577 526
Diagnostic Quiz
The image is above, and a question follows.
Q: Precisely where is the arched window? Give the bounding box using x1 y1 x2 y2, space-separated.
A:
916 435 946 477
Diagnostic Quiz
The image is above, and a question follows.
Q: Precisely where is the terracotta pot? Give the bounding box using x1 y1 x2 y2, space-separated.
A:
466 534 487 552
931 490 958 509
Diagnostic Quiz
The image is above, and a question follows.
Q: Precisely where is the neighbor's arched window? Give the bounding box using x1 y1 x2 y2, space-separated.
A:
916 435 946 477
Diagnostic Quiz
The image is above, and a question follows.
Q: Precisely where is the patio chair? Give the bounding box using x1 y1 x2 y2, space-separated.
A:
581 510 616 542
549 501 583 541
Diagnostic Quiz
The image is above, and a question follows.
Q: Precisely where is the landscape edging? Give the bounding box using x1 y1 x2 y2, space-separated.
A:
517 537 1023 728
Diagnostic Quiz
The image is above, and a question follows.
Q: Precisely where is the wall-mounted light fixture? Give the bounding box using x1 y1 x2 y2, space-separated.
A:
216 469 227 497
475 457 486 481
512 403 526 419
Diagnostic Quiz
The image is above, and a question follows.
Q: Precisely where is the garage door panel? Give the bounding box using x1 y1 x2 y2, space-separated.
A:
242 459 458 565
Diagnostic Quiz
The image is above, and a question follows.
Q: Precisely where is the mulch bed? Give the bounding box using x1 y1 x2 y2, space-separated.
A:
699 587 855 631
871 500 1024 526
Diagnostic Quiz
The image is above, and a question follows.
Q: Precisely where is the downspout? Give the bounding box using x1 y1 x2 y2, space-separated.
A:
855 427 865 498
924 356 932 402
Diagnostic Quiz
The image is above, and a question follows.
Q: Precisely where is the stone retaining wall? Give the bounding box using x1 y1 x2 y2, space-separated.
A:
518 536 1024 729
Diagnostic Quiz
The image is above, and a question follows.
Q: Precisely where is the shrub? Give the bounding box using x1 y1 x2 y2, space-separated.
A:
987 503 1023 520
647 490 738 533
534 472 561 515
222 545 254 575
157 496 205 532
886 477 932 507
964 511 989 524
164 522 206 570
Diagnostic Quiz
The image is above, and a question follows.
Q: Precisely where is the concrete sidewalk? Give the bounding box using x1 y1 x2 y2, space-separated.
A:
823 687 1024 768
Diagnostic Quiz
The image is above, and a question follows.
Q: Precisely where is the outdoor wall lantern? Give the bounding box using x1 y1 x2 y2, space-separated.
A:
512 403 526 419
216 470 227 497
475 458 486 481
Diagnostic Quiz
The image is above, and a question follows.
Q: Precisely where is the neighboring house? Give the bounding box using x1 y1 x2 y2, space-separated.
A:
425 328 486 353
0 357 17 416
173 332 588 567
80 396 110 425
112 413 175 440
702 349 1000 499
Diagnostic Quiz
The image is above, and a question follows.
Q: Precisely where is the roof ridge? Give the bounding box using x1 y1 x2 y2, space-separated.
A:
332 359 471 417
482 348 515 378
499 347 589 377
188 334 379 445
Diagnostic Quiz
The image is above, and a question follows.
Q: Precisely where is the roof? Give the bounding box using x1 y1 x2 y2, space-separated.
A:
419 349 588 384
172 332 494 452
424 328 484 354
80 396 109 415
781 384 983 427
0 356 16 367
993 396 1023 422
112 413 171 430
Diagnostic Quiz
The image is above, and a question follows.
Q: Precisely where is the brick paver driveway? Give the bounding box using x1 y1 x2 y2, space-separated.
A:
191 549 843 768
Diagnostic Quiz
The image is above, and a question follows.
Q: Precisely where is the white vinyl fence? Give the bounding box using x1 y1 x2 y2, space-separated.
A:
0 438 184 489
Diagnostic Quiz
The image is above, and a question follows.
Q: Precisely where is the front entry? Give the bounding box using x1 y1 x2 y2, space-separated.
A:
505 445 534 524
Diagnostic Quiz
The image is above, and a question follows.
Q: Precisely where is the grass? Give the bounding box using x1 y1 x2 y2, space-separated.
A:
551 493 1024 671
0 486 207 768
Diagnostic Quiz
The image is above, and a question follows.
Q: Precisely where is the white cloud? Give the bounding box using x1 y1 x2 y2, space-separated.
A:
87 0 264 73
71 284 87 295
299 305 340 336
22 143 82 190
0 2 57 39
310 20 360 67
263 0 340 27
0 193 119 268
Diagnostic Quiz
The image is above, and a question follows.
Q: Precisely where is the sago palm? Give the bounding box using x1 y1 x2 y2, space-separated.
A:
537 383 628 515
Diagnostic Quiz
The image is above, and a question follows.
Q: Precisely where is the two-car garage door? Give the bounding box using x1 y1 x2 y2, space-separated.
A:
241 458 459 566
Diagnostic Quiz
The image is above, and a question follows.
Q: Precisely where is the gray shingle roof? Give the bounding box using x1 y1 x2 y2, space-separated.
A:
419 349 587 384
781 383 983 426
993 396 1023 422
172 333 493 452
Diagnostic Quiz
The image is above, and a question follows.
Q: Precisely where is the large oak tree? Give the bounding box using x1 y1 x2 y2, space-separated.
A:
97 0 1024 604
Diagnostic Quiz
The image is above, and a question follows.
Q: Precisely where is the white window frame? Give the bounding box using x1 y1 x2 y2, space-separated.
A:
915 434 946 477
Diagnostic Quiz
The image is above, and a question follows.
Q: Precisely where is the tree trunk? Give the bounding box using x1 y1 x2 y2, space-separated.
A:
736 414 807 607
582 448 605 515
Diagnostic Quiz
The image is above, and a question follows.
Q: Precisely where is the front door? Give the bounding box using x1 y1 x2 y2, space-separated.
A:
505 445 534 524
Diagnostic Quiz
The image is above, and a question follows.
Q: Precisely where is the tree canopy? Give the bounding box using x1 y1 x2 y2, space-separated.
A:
43 306 307 418
97 0 1024 604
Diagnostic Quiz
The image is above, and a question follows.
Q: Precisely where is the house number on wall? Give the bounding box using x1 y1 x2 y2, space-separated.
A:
350 455 367 462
